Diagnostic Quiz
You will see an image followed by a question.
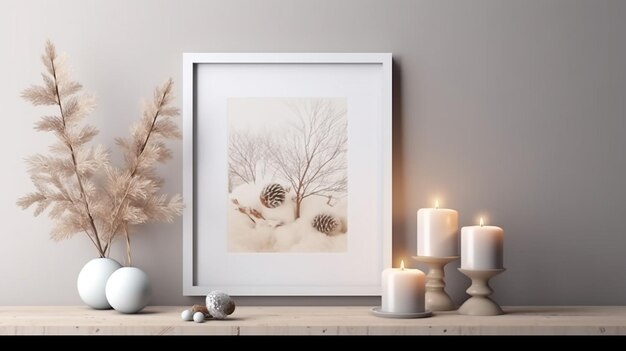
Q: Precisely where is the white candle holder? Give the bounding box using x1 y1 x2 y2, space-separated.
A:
458 268 506 316
412 255 459 311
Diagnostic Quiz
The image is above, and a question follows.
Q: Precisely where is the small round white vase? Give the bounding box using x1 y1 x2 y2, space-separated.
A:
77 258 122 309
105 267 151 314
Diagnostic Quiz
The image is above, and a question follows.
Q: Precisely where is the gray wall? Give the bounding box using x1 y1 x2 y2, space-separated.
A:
1 0 625 306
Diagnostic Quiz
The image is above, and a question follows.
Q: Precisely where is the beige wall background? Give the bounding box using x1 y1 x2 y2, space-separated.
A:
1 0 625 306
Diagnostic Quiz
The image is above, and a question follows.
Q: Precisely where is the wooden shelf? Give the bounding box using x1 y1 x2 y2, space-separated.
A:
0 306 624 335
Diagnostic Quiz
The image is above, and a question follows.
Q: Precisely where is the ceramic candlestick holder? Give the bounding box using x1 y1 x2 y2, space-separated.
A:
458 268 506 316
412 255 459 311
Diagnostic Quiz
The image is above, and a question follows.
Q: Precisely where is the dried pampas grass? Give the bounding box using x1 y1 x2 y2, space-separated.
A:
17 41 183 265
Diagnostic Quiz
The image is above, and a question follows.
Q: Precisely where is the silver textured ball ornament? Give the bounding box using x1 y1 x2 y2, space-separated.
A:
206 291 236 319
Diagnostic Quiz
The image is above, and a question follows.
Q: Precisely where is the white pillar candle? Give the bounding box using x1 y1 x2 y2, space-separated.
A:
461 218 504 269
381 261 426 313
417 201 459 257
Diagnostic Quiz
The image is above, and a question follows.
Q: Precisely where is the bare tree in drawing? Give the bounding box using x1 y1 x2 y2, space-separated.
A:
268 99 347 218
228 131 268 189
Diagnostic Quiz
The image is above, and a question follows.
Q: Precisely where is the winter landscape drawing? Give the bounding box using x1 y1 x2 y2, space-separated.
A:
227 97 348 252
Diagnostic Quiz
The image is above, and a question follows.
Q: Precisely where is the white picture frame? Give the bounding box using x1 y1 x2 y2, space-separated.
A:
183 53 392 296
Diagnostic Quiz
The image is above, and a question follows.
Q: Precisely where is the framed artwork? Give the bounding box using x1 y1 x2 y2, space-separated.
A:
182 53 392 295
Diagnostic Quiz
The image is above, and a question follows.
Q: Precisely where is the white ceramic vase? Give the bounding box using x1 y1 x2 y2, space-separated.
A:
105 267 151 314
77 258 122 309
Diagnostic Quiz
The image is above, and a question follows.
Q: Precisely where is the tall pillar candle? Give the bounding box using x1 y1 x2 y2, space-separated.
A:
381 261 426 313
417 203 459 257
461 218 504 269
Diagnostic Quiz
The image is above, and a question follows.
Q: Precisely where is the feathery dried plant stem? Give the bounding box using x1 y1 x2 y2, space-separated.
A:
20 42 183 262
103 80 173 255
49 53 104 257
124 223 132 267
103 181 133 254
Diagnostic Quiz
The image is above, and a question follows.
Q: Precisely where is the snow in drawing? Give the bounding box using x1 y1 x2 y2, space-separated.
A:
227 98 348 252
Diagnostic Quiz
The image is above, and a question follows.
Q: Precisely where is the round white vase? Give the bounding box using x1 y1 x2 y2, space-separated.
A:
77 258 122 309
105 267 151 314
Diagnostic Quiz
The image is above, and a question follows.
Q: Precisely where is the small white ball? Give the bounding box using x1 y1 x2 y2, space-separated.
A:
193 311 205 323
181 309 194 321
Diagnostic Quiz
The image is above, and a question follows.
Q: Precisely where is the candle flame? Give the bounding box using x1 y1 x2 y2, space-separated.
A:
400 260 405 270
434 200 439 209
480 217 484 227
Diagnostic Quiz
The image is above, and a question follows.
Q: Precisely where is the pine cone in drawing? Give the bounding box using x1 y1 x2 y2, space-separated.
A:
312 214 340 235
259 183 286 208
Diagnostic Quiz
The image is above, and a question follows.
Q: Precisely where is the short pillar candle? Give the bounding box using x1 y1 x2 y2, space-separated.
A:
381 261 426 313
461 218 504 270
